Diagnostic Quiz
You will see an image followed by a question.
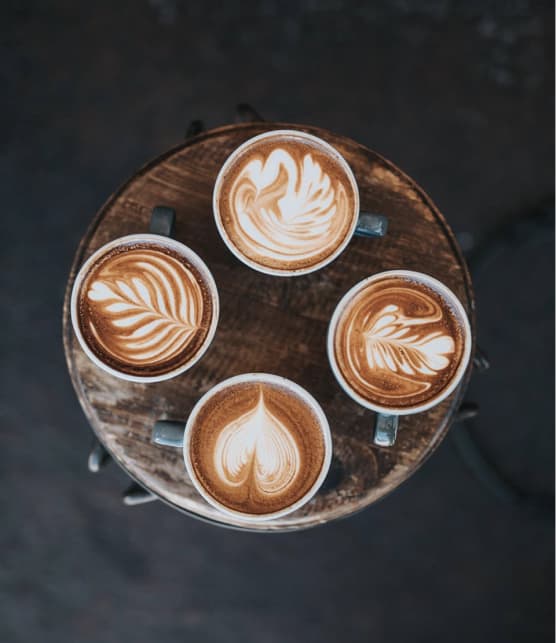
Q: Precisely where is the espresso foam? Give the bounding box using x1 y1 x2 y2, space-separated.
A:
189 381 326 515
333 275 465 409
77 241 214 377
216 133 357 273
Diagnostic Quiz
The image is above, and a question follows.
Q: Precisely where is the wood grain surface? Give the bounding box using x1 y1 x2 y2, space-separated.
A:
62 122 476 531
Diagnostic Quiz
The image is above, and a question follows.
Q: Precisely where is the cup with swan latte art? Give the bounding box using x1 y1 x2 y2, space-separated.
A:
152 374 332 522
70 232 219 383
213 129 388 276
327 270 472 447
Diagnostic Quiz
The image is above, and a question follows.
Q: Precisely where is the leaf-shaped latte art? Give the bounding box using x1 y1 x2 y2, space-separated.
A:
85 249 205 367
228 145 352 267
213 391 301 496
335 279 465 407
364 304 455 377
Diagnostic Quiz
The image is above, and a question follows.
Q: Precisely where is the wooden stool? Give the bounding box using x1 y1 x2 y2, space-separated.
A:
63 119 476 532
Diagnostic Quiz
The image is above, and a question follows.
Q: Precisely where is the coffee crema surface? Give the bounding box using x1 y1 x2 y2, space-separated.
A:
216 133 357 273
188 381 326 515
77 241 214 377
333 275 466 409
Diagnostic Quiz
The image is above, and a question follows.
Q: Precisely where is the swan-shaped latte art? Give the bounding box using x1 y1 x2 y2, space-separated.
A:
227 147 352 268
213 390 301 495
336 281 463 406
85 248 205 367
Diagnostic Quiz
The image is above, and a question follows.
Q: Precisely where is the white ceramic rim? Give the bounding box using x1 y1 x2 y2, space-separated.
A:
70 233 220 383
183 372 333 522
212 129 360 277
327 270 472 416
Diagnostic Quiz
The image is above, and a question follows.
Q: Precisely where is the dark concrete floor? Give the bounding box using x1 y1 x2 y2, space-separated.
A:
1 2 554 642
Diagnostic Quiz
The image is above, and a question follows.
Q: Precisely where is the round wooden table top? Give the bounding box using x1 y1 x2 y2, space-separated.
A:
63 122 475 532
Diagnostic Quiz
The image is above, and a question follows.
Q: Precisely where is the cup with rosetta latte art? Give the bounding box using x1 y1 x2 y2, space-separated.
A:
328 270 472 446
213 129 388 276
70 207 219 382
152 373 332 522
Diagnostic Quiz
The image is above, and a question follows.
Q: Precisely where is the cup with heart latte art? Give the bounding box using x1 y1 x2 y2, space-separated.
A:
213 129 388 276
152 374 332 522
327 270 472 446
70 207 219 383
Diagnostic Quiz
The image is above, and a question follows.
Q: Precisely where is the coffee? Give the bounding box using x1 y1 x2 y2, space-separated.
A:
74 238 217 379
214 130 359 275
330 272 469 412
187 377 328 516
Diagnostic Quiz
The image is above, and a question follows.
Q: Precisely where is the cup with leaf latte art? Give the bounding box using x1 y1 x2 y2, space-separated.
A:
328 271 471 445
71 234 219 382
181 374 332 521
213 130 365 276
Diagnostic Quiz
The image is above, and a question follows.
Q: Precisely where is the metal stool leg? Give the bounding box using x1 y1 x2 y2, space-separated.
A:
186 119 204 139
454 401 480 424
235 103 264 123
88 439 111 473
473 345 490 372
122 482 157 506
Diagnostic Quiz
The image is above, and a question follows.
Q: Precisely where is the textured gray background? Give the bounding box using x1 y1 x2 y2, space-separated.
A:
1 1 554 642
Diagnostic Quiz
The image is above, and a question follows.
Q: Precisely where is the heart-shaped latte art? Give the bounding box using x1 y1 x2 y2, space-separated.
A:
213 390 301 496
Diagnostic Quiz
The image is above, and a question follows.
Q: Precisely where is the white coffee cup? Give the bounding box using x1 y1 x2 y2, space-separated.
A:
70 207 219 383
327 270 472 446
213 129 388 277
152 373 333 522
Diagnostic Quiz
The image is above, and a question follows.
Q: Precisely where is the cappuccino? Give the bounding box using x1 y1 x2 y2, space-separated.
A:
213 130 359 276
185 374 331 519
328 271 471 414
71 235 219 381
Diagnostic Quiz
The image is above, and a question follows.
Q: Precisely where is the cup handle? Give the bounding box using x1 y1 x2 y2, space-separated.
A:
374 413 399 447
355 212 389 238
152 420 185 448
150 206 176 238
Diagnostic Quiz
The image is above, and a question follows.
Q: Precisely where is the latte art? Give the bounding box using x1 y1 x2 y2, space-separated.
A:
87 251 202 365
231 149 348 262
332 275 466 409
215 132 358 274
214 391 301 496
363 302 455 394
77 241 215 378
188 380 326 516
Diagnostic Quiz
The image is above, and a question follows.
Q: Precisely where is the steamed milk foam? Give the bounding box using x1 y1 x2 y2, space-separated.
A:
215 131 358 274
332 273 467 411
76 240 215 378
188 379 327 516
